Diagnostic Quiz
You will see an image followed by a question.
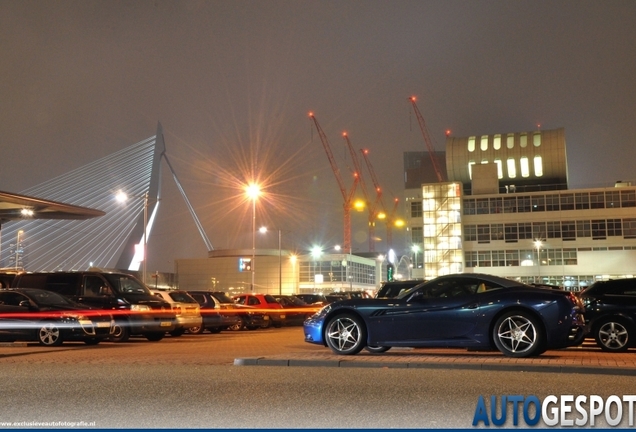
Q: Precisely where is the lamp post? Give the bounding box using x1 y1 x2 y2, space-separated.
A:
534 239 543 283
245 183 261 292
260 226 282 295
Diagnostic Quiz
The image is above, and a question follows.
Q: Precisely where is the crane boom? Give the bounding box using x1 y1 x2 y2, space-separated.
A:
359 148 386 252
409 96 444 182
309 113 358 252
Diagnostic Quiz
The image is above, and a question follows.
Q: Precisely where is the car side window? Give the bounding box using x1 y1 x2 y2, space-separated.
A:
234 297 246 305
248 297 260 306
0 292 28 307
83 276 111 297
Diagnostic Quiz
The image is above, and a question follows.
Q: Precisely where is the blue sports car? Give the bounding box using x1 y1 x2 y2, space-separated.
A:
304 273 586 358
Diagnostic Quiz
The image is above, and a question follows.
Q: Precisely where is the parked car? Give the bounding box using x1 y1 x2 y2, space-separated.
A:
209 292 268 331
273 295 318 326
150 289 202 336
233 293 285 328
0 288 114 346
578 278 636 352
294 293 328 305
186 290 243 333
11 270 176 342
304 273 586 358
375 280 425 298
328 290 373 300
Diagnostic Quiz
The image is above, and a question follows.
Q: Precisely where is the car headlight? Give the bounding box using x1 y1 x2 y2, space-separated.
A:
130 304 151 312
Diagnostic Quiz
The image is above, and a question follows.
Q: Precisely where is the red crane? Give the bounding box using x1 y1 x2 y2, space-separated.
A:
359 148 387 252
409 96 444 182
309 113 359 252
343 133 380 252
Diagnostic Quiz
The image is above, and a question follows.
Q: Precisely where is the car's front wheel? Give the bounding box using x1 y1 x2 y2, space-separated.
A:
37 322 63 346
188 325 205 334
492 311 544 357
109 321 130 342
365 346 391 354
594 318 631 352
324 313 366 355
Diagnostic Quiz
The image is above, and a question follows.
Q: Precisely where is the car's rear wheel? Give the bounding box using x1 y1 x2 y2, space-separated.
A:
324 313 366 355
37 322 63 346
109 321 130 342
364 346 391 354
595 318 631 352
188 325 205 334
492 311 544 357
229 320 244 331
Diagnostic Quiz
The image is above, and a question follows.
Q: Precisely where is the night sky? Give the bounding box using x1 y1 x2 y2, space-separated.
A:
2 1 635 272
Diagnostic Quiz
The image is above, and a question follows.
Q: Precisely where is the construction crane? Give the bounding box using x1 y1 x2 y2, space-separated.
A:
343 133 380 252
359 148 387 252
409 96 444 182
309 113 359 252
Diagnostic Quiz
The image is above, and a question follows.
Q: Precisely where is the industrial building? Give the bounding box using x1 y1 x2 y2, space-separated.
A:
406 127 636 290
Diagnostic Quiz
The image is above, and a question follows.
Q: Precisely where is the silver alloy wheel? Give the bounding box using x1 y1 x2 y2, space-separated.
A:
38 322 62 346
495 315 537 355
597 321 629 351
325 315 364 355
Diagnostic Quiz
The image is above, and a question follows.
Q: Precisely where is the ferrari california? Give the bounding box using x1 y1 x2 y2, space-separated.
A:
303 273 585 358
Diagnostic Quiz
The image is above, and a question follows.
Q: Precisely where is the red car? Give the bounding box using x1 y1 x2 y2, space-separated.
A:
232 293 286 328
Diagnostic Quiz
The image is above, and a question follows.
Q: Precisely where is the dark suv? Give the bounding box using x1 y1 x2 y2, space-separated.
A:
11 270 176 342
579 278 636 352
375 280 424 298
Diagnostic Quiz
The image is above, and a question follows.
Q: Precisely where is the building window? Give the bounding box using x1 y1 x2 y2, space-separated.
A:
623 218 636 239
621 190 636 207
547 248 562 266
517 196 531 213
576 220 591 238
531 195 545 212
464 225 477 242
476 198 489 215
505 250 519 266
606 191 620 208
506 158 517 178
589 192 604 209
494 134 501 150
562 221 576 241
533 156 543 177
546 194 560 211
468 136 476 152
503 196 517 213
491 224 504 241
492 250 505 267
520 157 530 177
560 194 574 210
477 225 491 243
489 197 502 214
607 219 622 237
504 223 518 242
575 192 590 210
463 198 476 215
563 249 577 265
410 201 422 218
494 159 503 179
477 251 492 267
533 132 541 147
532 222 546 239
468 161 476 179
518 222 532 240
465 251 477 268
507 133 515 149
411 227 423 244
480 136 488 151
520 133 527 148
592 219 607 240
547 221 561 238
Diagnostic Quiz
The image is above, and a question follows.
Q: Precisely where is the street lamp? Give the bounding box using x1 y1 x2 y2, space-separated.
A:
259 226 282 295
116 190 149 284
534 239 543 283
245 183 261 292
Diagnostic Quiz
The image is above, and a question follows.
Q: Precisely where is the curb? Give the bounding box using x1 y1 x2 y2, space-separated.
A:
233 357 636 376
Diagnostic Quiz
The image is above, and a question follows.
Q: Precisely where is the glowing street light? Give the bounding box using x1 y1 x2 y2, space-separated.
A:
245 183 261 291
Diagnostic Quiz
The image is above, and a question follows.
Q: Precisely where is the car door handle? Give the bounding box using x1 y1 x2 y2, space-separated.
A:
467 303 479 309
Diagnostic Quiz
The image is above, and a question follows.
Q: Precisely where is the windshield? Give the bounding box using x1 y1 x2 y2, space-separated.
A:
103 274 151 295
169 291 197 303
211 292 234 303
